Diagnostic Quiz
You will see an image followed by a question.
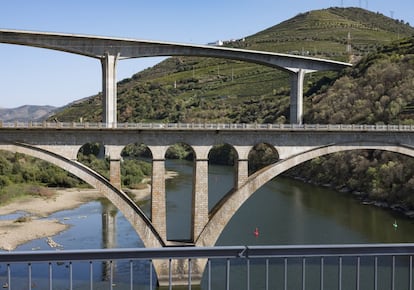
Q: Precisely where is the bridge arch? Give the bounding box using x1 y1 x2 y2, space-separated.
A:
0 143 164 248
248 142 280 175
196 141 414 246
120 143 152 191
165 142 195 241
208 143 238 209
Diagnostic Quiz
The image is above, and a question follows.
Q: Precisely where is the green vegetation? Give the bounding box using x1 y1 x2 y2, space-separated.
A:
285 37 414 208
0 152 81 189
78 142 152 189
0 144 153 205
0 183 55 205
286 151 414 207
306 38 414 124
0 151 81 205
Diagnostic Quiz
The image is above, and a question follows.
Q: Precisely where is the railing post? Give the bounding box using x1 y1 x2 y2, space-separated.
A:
410 256 413 290
7 264 11 290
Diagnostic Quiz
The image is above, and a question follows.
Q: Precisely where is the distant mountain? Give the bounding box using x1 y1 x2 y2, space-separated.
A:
0 105 57 122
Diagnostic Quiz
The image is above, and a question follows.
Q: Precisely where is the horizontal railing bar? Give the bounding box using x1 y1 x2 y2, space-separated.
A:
0 246 246 263
1 122 414 132
246 244 414 258
1 244 414 264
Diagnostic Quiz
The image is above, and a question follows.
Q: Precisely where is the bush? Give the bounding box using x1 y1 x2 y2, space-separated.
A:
0 176 11 188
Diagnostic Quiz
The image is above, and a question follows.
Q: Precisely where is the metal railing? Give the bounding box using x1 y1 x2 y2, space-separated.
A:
1 243 414 290
2 121 414 131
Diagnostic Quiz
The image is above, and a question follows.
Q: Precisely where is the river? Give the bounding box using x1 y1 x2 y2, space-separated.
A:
164 160 413 245
1 159 414 289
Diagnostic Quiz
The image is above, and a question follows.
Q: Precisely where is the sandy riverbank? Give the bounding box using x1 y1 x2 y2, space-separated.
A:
0 170 178 251
0 188 101 251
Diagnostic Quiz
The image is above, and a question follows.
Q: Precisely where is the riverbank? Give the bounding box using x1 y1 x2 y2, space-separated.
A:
0 171 178 251
0 188 101 251
291 175 414 219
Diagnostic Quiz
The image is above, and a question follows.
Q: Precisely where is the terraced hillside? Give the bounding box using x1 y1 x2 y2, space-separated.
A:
50 7 414 124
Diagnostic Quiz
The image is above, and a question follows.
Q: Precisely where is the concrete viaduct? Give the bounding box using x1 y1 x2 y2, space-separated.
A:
1 123 414 284
0 29 351 126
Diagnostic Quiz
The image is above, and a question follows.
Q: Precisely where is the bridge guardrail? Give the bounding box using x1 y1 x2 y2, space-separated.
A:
1 121 414 131
1 244 414 289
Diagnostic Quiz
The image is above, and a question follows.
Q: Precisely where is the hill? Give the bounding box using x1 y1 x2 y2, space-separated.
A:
0 105 56 122
50 7 414 124
248 7 412 55
306 37 414 124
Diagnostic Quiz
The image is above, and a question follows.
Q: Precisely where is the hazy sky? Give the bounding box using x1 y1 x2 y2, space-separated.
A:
1 0 413 108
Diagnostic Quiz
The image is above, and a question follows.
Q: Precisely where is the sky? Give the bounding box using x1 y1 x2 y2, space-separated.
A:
1 0 414 108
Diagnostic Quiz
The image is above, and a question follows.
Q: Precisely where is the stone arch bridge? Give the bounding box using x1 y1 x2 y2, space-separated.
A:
1 122 414 284
1 123 414 248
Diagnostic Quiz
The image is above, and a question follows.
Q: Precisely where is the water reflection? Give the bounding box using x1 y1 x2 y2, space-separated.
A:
101 201 118 281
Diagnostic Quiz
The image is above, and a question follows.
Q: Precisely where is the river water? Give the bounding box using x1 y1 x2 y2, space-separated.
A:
1 160 414 289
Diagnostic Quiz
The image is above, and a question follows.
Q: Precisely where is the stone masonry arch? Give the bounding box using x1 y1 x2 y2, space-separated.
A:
248 142 280 175
208 143 238 209
0 143 164 248
196 141 414 246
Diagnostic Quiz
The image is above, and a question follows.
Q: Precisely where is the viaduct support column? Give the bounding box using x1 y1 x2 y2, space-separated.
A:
289 69 306 125
101 52 119 128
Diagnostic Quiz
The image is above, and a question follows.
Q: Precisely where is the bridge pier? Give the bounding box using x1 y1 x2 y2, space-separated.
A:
109 159 122 190
192 158 209 241
154 258 206 287
233 146 251 189
151 159 167 241
101 52 119 128
235 158 249 189
289 69 306 125
105 146 123 190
